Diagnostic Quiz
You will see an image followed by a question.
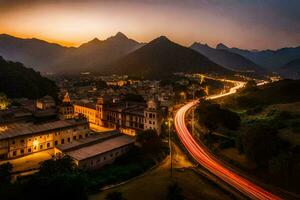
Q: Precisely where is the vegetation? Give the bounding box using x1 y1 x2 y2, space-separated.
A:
196 79 300 193
0 130 168 200
0 56 58 99
123 93 145 102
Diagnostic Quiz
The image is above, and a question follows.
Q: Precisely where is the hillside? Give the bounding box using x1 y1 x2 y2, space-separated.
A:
279 58 300 79
191 43 265 73
0 34 71 73
109 36 232 79
217 43 300 70
0 56 58 99
0 33 143 74
222 79 300 109
57 32 144 74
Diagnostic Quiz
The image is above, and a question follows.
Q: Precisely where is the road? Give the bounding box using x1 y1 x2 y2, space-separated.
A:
174 80 282 200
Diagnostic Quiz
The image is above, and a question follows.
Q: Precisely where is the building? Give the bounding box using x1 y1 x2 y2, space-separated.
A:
36 95 56 110
0 94 9 110
0 119 89 160
74 103 97 125
59 92 74 119
55 132 134 169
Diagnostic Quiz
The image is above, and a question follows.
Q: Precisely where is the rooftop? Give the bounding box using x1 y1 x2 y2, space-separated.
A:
65 135 134 161
0 119 87 140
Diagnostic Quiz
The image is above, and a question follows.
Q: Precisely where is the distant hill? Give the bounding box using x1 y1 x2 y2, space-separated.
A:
108 36 232 79
0 56 58 99
217 43 300 70
0 33 143 74
191 43 265 73
57 32 144 74
0 34 72 73
224 79 300 108
279 58 300 79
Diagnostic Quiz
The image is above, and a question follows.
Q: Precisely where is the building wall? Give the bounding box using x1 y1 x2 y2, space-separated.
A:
59 105 74 119
77 145 131 169
74 104 97 124
0 123 89 160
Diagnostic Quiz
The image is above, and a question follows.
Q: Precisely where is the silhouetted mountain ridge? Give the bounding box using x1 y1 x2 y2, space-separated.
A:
191 42 265 73
108 36 232 79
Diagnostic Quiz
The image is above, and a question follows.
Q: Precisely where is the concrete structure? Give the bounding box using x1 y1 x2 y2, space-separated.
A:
0 119 89 160
0 94 9 110
55 133 134 169
74 103 97 125
59 93 74 119
36 96 56 110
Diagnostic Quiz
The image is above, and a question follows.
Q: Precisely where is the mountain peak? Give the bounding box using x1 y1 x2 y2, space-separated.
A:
91 37 101 43
114 32 128 40
216 43 228 49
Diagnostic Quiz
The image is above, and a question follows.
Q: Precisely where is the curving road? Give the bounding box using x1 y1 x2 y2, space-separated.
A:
174 81 282 200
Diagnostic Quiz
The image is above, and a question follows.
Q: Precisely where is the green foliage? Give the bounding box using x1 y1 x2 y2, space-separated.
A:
105 191 127 200
196 102 241 132
39 156 77 176
242 124 289 166
167 182 185 200
0 56 58 99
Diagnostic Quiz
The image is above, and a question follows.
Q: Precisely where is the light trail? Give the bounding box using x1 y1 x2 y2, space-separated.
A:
174 80 282 200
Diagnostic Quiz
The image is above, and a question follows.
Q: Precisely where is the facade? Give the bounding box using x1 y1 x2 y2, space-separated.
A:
74 103 97 125
0 94 9 110
55 133 134 169
59 93 74 119
36 96 56 110
0 119 89 160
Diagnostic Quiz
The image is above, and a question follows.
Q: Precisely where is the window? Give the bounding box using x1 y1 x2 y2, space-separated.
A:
67 138 70 142
13 151 17 156
28 148 31 153
20 149 24 154
47 143 50 148
61 139 65 144
103 156 106 160
20 139 24 143
79 135 82 139
73 136 77 140
85 134 88 137
12 140 15 145
40 145 43 150
55 141 58 145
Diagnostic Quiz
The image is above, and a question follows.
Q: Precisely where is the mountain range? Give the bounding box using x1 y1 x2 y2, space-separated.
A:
0 32 299 78
216 43 300 70
108 36 232 79
190 43 264 73
279 58 300 79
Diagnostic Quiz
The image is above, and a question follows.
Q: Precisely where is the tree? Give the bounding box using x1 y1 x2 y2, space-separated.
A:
123 93 145 102
105 191 127 200
39 156 77 176
167 182 185 200
242 124 284 166
0 162 13 186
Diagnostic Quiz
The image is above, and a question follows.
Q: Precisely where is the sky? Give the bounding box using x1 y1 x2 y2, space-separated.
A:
0 0 299 50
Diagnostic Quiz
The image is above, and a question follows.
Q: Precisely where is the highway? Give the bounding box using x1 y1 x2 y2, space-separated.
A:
174 80 282 200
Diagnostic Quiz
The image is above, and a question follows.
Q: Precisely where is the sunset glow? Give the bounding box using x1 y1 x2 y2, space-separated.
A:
0 1 300 49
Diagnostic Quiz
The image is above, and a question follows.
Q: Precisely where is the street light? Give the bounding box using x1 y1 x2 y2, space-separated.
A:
168 117 173 178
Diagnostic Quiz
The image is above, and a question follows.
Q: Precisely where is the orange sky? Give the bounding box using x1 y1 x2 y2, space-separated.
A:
0 1 299 49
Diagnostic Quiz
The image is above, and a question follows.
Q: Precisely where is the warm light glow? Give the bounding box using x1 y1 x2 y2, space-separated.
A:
33 140 39 147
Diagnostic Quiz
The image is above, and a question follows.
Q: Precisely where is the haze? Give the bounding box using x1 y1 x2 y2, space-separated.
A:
0 0 299 50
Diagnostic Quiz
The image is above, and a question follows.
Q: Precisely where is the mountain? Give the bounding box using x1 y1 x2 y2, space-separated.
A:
0 56 58 99
58 32 144 74
279 58 300 79
108 36 232 79
0 32 143 74
0 34 72 73
217 43 300 70
191 42 265 73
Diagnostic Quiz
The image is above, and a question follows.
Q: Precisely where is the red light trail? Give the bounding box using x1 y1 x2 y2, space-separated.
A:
174 81 282 200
